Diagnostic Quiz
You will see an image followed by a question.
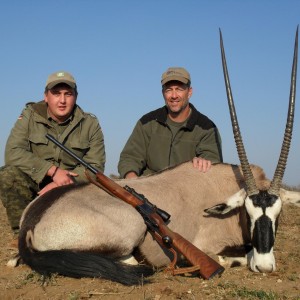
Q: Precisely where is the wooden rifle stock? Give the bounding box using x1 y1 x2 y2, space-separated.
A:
46 134 225 280
150 213 225 279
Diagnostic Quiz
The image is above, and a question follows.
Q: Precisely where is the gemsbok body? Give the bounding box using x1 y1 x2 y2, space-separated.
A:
13 28 299 285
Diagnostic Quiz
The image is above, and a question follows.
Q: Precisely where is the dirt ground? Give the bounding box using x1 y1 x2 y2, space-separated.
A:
0 199 299 300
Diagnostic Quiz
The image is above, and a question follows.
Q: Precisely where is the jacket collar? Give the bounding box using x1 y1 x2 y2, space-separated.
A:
30 100 85 125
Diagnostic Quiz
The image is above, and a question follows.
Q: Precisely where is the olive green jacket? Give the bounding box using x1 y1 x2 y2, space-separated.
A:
5 101 105 184
118 103 223 178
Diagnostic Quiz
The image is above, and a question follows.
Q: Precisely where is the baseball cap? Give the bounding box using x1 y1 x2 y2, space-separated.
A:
45 71 77 89
161 67 191 86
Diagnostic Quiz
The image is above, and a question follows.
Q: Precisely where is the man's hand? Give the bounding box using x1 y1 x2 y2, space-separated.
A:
192 157 212 172
39 167 79 195
51 168 78 186
125 171 138 179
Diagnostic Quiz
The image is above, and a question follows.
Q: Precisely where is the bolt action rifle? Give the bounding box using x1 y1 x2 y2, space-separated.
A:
46 133 225 280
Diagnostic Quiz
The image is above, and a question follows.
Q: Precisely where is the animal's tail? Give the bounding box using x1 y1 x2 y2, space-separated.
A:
18 232 154 286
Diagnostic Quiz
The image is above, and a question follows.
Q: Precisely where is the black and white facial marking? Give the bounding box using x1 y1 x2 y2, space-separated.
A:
245 191 282 273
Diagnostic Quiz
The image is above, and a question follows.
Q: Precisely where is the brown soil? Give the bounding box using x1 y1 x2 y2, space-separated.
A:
0 202 299 300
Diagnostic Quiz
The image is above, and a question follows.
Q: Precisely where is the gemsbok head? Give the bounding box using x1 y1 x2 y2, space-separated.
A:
218 26 298 272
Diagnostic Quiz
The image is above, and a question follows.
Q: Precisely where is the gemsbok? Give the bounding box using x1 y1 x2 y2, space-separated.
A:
12 28 299 285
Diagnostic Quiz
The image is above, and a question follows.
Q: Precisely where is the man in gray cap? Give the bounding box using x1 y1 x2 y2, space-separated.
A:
0 71 105 233
118 67 222 179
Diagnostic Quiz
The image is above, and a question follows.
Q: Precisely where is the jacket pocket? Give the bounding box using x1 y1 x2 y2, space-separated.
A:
62 140 90 166
28 133 53 159
28 133 48 145
69 140 89 153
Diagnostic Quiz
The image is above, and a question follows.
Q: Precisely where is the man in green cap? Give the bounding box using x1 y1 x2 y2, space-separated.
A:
0 71 105 233
118 67 222 179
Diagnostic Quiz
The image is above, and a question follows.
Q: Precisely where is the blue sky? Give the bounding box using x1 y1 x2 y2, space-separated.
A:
1 1 300 185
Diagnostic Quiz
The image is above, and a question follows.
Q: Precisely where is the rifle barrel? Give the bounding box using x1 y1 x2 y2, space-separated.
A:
46 134 98 174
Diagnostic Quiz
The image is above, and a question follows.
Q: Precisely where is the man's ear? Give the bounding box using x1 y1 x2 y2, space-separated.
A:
188 86 193 98
44 92 48 103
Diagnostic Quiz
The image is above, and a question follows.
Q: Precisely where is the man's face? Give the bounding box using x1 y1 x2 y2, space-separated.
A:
44 84 77 123
162 81 192 115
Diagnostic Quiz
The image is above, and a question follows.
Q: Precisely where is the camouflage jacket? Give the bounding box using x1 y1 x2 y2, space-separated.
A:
118 103 223 178
5 101 105 184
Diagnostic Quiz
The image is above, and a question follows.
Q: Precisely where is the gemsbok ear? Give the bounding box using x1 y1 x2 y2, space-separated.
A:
204 189 247 215
204 204 230 215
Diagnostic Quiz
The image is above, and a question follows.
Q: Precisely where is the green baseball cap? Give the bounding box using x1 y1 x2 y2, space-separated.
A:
45 71 77 89
161 67 191 86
